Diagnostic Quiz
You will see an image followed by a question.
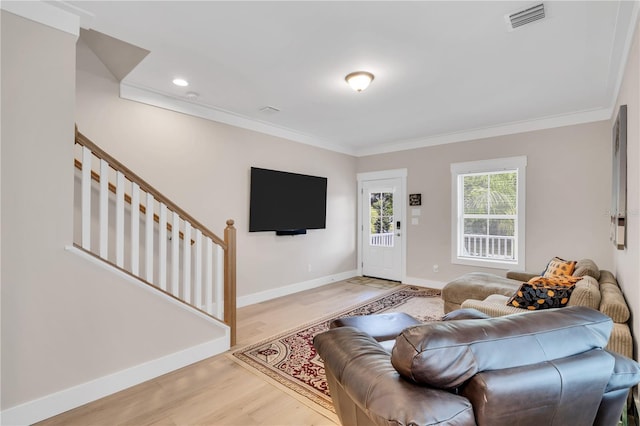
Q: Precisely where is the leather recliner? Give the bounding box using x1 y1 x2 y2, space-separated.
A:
313 306 640 426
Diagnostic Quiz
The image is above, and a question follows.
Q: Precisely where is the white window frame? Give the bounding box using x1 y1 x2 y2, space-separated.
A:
451 156 527 270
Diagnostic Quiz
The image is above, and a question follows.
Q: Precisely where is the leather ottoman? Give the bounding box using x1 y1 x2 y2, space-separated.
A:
330 312 422 352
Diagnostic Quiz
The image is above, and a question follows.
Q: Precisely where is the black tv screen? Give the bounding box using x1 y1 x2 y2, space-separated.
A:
249 167 327 233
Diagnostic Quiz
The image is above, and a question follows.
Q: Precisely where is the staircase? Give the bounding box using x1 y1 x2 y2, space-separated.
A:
73 127 236 345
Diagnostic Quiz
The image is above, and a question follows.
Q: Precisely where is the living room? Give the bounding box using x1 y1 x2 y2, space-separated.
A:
2 1 639 425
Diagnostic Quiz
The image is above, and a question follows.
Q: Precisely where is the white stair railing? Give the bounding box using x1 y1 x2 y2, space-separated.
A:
73 129 236 344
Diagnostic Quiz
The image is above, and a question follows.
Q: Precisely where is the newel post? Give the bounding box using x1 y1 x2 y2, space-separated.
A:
224 219 237 346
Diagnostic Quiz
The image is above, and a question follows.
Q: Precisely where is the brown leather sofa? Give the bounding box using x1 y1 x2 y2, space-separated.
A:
313 306 640 426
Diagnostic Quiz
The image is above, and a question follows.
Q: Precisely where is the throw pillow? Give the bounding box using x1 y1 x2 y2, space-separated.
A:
507 282 575 310
542 257 577 277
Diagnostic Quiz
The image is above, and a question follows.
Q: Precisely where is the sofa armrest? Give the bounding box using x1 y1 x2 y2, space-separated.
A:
506 270 539 281
442 308 491 321
313 327 475 425
603 350 640 392
461 295 526 317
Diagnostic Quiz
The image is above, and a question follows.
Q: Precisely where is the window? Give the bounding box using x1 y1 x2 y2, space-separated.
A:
451 156 526 269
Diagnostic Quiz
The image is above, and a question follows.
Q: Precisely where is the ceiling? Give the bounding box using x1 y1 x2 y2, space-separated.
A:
63 1 638 156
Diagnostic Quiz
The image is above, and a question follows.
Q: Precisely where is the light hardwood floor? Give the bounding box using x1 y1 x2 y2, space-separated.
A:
37 279 398 426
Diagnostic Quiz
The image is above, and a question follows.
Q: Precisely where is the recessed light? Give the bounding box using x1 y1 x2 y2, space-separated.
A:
173 78 189 87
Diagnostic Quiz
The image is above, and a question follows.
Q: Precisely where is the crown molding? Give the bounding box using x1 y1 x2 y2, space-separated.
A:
1 0 80 37
355 107 612 157
119 83 357 156
608 0 640 111
119 81 614 158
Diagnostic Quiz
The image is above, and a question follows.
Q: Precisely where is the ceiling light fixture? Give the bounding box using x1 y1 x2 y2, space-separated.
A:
172 78 189 87
345 71 374 92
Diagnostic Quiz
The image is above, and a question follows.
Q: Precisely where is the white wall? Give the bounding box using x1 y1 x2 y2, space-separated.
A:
612 15 640 359
75 38 359 302
358 121 613 284
1 10 228 419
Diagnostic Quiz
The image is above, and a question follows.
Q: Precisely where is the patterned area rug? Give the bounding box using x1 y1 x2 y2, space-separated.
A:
230 283 443 421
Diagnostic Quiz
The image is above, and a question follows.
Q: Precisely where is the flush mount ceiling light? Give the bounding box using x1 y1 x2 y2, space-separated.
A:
345 71 374 92
172 78 189 87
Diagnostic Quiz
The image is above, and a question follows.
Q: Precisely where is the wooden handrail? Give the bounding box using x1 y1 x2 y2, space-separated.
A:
73 158 193 244
224 220 237 346
75 131 226 248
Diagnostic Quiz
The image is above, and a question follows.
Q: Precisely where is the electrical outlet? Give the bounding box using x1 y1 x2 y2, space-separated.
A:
433 264 439 273
308 264 312 272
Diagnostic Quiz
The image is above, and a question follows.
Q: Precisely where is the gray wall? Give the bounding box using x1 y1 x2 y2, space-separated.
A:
75 38 359 302
612 16 640 359
358 121 613 283
1 11 227 411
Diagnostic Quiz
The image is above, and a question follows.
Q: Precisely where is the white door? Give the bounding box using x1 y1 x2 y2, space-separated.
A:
361 178 403 281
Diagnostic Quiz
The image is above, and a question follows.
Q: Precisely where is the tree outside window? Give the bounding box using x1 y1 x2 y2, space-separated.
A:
370 192 394 235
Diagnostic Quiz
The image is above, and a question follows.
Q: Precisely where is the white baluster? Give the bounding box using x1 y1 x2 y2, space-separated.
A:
215 244 224 319
194 230 203 310
81 146 92 250
145 192 154 283
131 182 140 275
99 159 109 259
205 237 213 315
183 221 192 303
115 171 125 268
158 203 167 291
171 212 180 296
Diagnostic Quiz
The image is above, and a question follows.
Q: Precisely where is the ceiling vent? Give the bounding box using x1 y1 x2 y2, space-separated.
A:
508 3 545 30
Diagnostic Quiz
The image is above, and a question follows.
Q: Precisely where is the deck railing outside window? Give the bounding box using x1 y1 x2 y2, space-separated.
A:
370 232 394 247
462 234 515 260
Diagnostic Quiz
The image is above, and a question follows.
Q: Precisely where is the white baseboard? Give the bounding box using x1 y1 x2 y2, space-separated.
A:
403 276 446 290
0 336 229 426
237 270 358 308
1 247 232 425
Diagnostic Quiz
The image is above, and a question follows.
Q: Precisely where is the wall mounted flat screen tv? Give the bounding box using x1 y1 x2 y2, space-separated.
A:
249 167 327 234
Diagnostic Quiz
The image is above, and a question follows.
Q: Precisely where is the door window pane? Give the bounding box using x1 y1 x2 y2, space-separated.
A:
370 192 394 247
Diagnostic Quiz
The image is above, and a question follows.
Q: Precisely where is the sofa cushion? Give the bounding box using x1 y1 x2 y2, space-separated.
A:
599 270 617 285
567 276 601 310
599 282 630 324
574 259 601 280
506 282 574 310
391 306 612 389
506 270 539 282
542 257 577 277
